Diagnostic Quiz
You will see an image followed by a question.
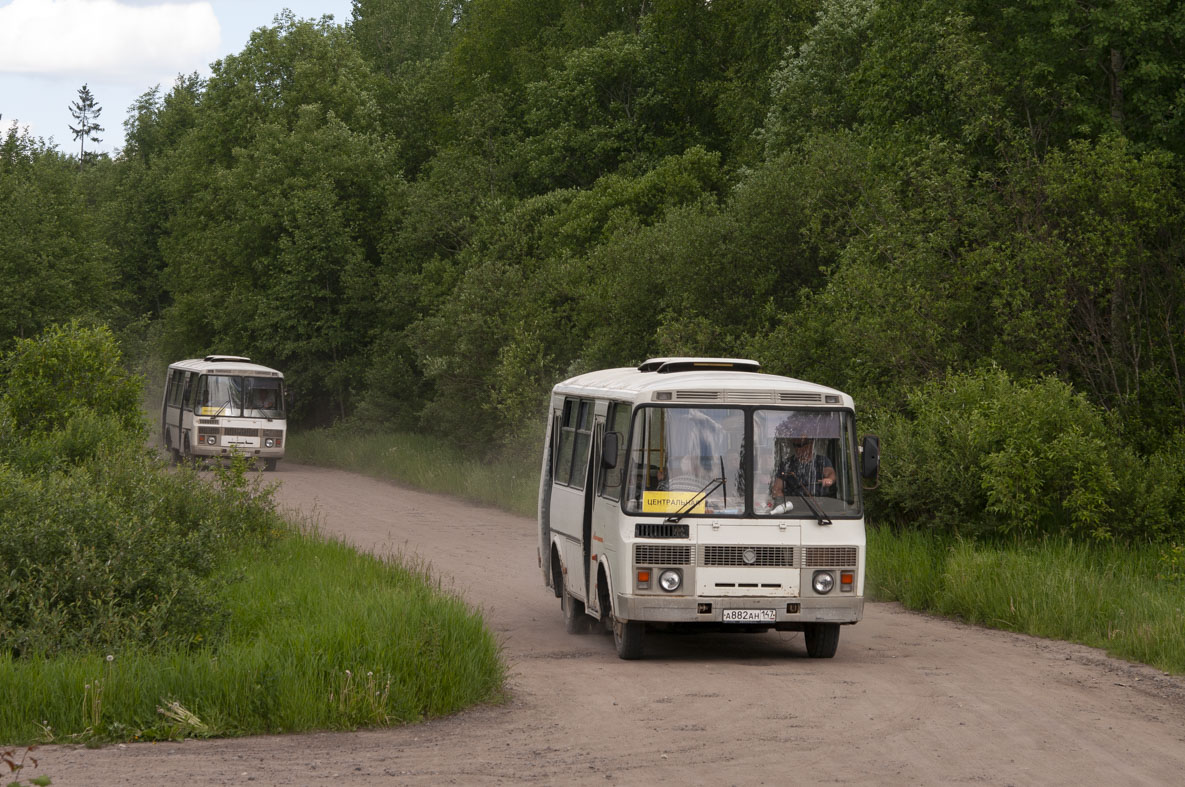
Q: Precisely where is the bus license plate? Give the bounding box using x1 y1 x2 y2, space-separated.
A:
722 609 776 623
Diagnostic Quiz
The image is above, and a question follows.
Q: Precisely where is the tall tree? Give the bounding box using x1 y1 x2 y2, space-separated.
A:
68 83 104 159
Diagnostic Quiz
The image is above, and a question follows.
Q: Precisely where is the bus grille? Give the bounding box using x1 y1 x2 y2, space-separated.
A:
224 427 259 437
635 523 689 539
702 545 795 567
635 545 693 566
804 546 858 567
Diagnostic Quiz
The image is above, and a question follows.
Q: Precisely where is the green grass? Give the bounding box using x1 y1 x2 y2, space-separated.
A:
288 427 1185 676
0 530 506 745
286 428 539 516
868 527 1185 674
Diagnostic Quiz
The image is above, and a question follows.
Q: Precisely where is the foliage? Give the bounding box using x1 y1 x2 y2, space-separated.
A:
0 452 280 658
867 527 1185 674
0 324 506 744
0 323 283 658
144 14 399 423
868 367 1185 542
0 126 118 350
0 530 506 744
68 83 104 160
2 0 1183 526
1 321 142 439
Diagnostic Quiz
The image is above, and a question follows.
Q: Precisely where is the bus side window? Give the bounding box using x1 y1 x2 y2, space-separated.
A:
183 373 196 410
554 398 597 489
599 403 631 501
569 401 594 490
555 399 576 485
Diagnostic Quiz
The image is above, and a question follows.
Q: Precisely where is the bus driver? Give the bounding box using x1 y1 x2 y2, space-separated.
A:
771 417 836 498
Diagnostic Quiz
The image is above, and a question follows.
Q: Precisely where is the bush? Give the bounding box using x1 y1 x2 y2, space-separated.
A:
0 321 143 440
869 366 1185 542
0 322 285 657
0 450 283 657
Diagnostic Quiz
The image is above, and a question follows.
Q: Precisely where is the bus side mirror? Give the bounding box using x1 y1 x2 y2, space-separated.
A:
861 435 880 480
601 432 620 469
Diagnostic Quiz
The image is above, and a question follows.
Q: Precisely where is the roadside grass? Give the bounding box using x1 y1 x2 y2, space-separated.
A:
286 428 539 516
289 427 1185 676
0 527 506 745
868 527 1185 674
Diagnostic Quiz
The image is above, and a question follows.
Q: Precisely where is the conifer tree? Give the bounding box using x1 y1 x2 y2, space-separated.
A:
69 83 104 158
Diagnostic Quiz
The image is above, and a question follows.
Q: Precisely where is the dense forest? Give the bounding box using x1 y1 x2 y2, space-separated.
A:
3 0 1184 541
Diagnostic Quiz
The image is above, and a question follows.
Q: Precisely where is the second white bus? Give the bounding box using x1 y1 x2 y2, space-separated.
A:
161 355 287 470
538 358 879 659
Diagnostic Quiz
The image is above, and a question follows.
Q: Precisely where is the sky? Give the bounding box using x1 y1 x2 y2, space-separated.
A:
0 0 355 155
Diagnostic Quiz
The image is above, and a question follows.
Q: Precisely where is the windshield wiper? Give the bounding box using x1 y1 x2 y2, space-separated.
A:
785 476 832 526
665 477 725 524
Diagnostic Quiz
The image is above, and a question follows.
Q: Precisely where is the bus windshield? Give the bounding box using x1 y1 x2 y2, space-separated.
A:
622 406 860 518
754 409 859 517
624 407 745 516
196 375 284 419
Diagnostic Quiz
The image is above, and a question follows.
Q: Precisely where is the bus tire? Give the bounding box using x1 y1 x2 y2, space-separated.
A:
597 569 614 634
804 622 840 658
562 588 591 635
613 618 645 660
264 458 277 471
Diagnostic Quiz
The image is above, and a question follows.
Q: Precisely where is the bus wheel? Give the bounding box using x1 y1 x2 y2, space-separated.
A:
804 623 840 658
597 572 614 634
264 458 277 471
613 618 645 660
562 585 590 635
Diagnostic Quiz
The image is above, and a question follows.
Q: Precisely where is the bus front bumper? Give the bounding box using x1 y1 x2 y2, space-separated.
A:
614 594 863 626
190 445 284 461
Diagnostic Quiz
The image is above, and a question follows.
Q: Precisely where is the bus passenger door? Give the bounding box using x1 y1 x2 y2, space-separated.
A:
586 403 629 617
581 419 603 600
547 397 594 603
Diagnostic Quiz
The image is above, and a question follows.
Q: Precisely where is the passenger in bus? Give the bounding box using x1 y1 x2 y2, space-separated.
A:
256 389 277 410
661 455 710 492
772 420 835 498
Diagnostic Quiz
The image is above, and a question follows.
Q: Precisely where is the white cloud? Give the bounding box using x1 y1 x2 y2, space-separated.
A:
0 0 220 82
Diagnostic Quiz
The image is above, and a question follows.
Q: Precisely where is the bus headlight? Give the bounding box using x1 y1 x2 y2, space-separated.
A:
659 569 682 593
812 571 835 595
265 438 275 447
206 435 217 445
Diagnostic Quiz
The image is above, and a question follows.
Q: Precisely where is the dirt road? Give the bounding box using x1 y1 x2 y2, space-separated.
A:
44 463 1185 785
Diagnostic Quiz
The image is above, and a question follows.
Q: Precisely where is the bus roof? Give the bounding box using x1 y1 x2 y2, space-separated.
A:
551 358 851 408
168 357 284 378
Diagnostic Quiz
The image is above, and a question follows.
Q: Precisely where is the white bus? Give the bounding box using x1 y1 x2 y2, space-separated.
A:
161 355 287 470
538 358 879 659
